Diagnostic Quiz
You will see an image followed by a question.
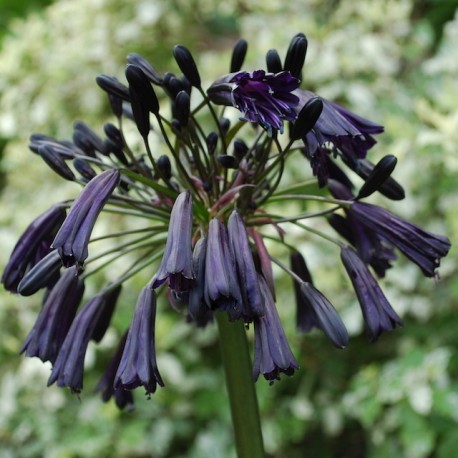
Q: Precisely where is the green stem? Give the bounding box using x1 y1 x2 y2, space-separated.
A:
216 313 265 458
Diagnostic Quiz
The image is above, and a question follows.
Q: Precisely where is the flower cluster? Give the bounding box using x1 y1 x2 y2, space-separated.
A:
2 34 450 409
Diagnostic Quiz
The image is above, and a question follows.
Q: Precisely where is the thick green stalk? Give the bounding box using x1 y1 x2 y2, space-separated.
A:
216 313 265 458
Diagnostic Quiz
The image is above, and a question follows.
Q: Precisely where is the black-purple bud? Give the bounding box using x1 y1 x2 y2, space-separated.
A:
266 49 283 73
127 53 163 85
290 97 323 140
125 65 159 138
233 138 249 161
73 158 97 181
96 75 130 101
284 33 308 80
73 121 106 155
230 38 248 73
206 132 218 155
351 159 405 201
219 117 231 134
157 155 172 180
38 145 76 181
357 155 398 199
173 45 201 88
174 90 191 127
217 155 239 169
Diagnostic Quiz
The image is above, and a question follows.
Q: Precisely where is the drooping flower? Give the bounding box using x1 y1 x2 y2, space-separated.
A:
151 191 194 292
2 205 66 292
299 282 349 349
350 202 451 278
341 245 402 341
204 218 243 321
227 210 264 320
114 286 164 395
48 293 113 392
52 169 120 268
21 266 85 364
95 332 135 411
207 70 300 134
253 275 299 382
187 237 213 327
290 251 318 332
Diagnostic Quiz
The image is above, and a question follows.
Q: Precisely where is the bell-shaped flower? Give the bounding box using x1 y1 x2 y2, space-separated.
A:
114 286 164 395
253 274 299 382
341 246 402 341
188 237 213 327
95 332 134 411
204 218 243 321
227 210 264 321
52 169 120 268
299 282 349 349
21 266 84 364
350 202 451 278
152 191 194 292
48 292 112 392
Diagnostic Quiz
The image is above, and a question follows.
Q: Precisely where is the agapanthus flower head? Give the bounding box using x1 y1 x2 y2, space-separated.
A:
4 32 451 409
208 70 300 134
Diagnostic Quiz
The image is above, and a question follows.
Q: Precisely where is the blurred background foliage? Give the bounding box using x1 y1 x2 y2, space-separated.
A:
0 0 457 457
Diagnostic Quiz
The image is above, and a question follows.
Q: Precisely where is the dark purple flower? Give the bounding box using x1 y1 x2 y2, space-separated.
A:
341 245 402 341
253 275 299 382
52 169 120 268
204 218 243 321
295 90 383 184
21 266 84 364
2 205 66 293
328 179 397 277
152 191 194 292
299 282 349 349
114 287 164 395
329 213 397 278
95 332 135 411
207 70 300 134
48 293 110 393
350 202 451 278
290 251 318 332
227 210 264 321
188 237 213 327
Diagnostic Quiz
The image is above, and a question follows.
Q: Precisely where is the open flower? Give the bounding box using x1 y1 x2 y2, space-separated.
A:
207 70 300 134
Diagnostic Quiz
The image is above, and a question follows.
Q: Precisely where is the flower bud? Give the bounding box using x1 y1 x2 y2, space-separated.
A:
266 49 283 73
173 45 201 88
357 155 398 199
290 96 323 140
283 33 307 80
230 38 248 73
